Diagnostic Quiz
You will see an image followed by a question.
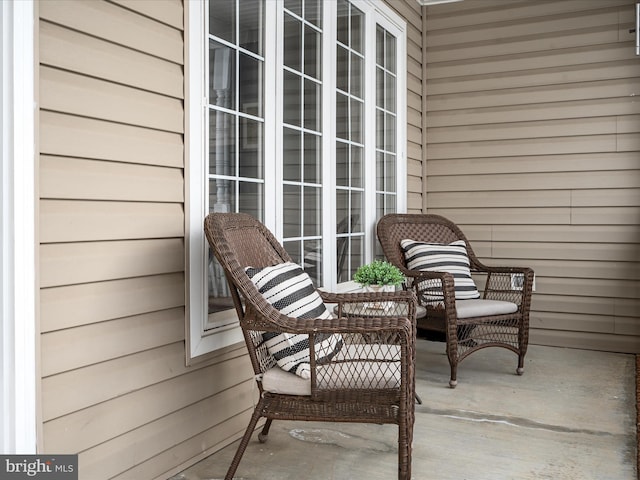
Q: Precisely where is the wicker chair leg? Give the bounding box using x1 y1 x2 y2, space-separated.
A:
258 418 273 443
517 354 525 375
225 402 265 480
518 327 528 375
398 417 412 479
446 340 458 388
449 363 458 388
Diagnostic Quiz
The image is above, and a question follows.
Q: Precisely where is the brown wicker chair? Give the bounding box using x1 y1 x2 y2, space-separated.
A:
204 213 417 480
377 213 534 388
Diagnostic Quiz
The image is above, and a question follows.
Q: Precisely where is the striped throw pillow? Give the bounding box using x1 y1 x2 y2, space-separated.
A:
400 239 480 301
246 262 343 379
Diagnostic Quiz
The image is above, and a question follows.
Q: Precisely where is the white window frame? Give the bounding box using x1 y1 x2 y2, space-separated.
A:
185 0 406 361
1 0 37 453
185 1 247 362
329 0 407 293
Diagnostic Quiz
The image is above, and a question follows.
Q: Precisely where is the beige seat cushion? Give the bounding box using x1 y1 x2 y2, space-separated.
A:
262 366 312 396
456 299 518 319
262 344 401 396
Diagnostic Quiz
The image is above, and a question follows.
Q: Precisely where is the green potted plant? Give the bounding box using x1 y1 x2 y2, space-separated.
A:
353 259 404 288
353 260 404 309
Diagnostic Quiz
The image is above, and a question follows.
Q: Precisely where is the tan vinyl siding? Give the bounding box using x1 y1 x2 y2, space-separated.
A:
424 0 640 353
38 1 252 478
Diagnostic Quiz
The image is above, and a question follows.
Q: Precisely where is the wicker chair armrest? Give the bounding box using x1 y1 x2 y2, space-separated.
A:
319 288 415 301
405 269 455 284
471 262 532 276
398 270 457 309
279 315 414 337
479 267 535 304
245 298 415 337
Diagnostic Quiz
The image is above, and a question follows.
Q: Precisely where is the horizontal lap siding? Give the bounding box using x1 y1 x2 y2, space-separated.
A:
424 0 639 353
38 1 252 478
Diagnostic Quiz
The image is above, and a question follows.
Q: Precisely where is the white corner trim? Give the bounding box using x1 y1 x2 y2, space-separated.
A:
1 0 37 454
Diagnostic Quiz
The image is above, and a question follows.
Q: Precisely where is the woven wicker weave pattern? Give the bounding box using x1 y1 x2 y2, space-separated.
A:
377 213 534 388
204 213 417 480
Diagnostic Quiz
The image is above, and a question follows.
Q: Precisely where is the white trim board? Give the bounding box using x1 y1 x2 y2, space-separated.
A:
1 0 37 454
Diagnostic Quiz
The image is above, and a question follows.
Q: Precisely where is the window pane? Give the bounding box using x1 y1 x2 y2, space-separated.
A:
239 181 264 220
376 26 384 67
304 24 321 80
304 133 321 183
238 117 263 178
283 70 301 126
385 153 396 192
336 142 348 187
239 0 263 54
376 67 384 108
350 236 363 277
337 0 349 45
385 193 396 213
304 239 322 286
210 0 235 43
283 184 301 238
350 53 363 98
351 145 363 188
283 127 301 182
336 45 348 92
386 31 397 74
337 237 349 283
209 178 235 213
376 193 384 220
209 110 236 176
336 190 348 230
209 42 235 109
351 190 362 231
376 151 384 191
337 235 363 283
239 53 263 117
350 7 363 54
336 92 348 140
284 0 302 16
283 240 302 265
284 13 302 71
385 113 396 151
305 0 322 28
350 98 362 144
207 256 233 314
337 209 351 235
303 186 321 236
385 72 396 114
304 79 320 131
376 109 384 150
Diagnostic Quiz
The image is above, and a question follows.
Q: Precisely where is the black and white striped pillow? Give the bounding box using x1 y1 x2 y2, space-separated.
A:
246 262 343 379
400 239 480 300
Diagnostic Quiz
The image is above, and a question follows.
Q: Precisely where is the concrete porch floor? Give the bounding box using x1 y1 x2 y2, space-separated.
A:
172 338 637 480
